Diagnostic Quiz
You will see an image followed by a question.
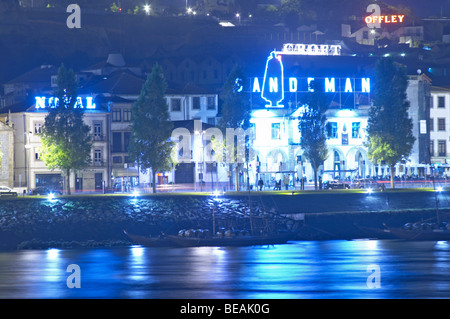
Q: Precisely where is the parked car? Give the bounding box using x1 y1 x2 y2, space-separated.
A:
351 179 385 190
0 186 18 197
30 187 63 196
323 180 350 190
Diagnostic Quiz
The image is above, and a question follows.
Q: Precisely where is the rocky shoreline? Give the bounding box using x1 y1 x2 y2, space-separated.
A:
0 192 448 250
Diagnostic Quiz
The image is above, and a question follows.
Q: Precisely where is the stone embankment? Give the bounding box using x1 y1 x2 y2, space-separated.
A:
0 190 448 250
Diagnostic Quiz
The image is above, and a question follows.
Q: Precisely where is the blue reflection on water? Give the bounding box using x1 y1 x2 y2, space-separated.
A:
0 240 449 299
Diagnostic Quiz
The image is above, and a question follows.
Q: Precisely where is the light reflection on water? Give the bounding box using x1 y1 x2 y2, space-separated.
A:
0 240 449 299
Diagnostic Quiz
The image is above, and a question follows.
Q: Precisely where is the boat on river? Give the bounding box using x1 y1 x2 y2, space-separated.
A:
124 229 294 248
384 222 450 241
123 230 176 247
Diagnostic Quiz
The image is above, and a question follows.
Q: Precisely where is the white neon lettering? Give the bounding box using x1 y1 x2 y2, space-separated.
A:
86 97 95 109
281 43 341 56
289 78 297 92
35 97 46 109
362 78 371 93
269 77 278 93
345 78 353 92
34 96 95 109
253 78 261 92
325 78 335 92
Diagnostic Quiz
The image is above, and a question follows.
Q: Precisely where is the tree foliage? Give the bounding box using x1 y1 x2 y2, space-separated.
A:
128 63 175 193
40 64 92 194
217 65 251 191
367 57 415 188
298 80 328 190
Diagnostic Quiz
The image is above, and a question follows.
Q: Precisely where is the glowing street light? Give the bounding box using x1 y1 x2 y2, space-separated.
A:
143 4 151 15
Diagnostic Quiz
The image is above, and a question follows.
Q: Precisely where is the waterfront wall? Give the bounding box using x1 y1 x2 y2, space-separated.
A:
0 190 448 249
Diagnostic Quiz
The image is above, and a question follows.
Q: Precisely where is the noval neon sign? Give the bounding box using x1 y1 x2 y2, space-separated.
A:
256 51 371 108
35 96 96 109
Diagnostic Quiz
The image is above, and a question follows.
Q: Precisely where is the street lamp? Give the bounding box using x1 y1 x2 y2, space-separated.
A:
143 4 151 15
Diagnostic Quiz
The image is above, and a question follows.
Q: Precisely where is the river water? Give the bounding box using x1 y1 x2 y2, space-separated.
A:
0 239 449 299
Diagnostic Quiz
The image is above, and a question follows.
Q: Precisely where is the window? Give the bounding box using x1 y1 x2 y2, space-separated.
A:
34 122 43 134
113 156 122 163
327 122 338 138
207 96 215 110
430 140 434 157
35 152 40 160
171 98 181 112
123 109 131 122
207 117 215 126
438 96 445 108
271 123 281 140
352 122 361 138
112 132 122 152
429 118 434 131
93 122 102 140
94 149 102 166
112 109 121 122
124 132 131 152
438 140 446 157
192 97 201 110
438 118 445 131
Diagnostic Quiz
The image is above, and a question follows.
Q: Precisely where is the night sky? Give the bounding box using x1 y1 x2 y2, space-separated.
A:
383 0 450 17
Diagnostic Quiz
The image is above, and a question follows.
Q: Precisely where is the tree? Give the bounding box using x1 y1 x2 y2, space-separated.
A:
298 80 329 190
366 57 415 188
217 65 252 191
128 63 175 193
40 64 92 194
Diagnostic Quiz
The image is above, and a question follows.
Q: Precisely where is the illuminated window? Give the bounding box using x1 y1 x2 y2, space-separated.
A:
271 123 281 139
327 122 338 138
352 122 361 138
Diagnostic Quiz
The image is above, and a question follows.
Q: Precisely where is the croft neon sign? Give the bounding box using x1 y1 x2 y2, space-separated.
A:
280 43 341 56
35 96 96 109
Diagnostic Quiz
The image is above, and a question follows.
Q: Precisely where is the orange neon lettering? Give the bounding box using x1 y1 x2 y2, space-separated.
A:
379 16 384 23
365 16 372 24
392 16 397 23
385 15 390 23
398 15 404 22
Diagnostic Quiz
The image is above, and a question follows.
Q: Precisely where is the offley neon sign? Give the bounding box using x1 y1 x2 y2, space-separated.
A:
365 4 405 28
255 51 371 108
35 96 96 109
365 15 405 24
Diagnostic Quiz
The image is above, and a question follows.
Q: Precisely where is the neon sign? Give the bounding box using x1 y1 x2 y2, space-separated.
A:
35 96 96 110
261 51 284 108
250 49 374 109
365 15 404 24
365 4 404 28
280 43 341 56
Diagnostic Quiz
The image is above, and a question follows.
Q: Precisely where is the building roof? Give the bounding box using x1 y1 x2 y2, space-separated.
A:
80 70 145 96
